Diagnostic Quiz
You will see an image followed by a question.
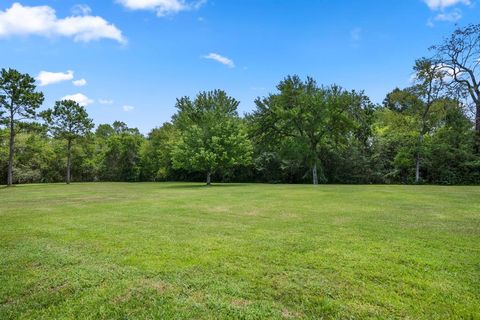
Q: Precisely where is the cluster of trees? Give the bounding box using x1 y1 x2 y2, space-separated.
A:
1 25 480 186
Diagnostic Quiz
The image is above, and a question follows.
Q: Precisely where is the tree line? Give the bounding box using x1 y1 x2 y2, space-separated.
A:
1 25 480 186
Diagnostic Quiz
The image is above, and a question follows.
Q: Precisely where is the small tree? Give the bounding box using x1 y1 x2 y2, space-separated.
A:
41 100 93 184
0 68 44 186
172 90 253 185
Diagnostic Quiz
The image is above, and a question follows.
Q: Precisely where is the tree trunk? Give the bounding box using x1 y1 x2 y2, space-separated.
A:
312 162 318 185
206 172 211 186
66 139 72 185
415 132 424 184
476 101 480 153
415 155 421 184
7 112 14 186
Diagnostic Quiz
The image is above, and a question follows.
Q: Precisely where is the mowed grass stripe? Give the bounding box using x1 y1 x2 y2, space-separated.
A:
1 183 479 319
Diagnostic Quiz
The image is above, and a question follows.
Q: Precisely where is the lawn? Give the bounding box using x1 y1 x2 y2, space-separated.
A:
0 183 479 319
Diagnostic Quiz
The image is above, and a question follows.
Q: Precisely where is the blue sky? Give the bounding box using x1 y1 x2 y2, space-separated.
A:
0 0 478 133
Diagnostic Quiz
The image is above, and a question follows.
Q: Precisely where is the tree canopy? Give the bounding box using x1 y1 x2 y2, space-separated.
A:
41 100 93 184
172 90 253 185
1 25 480 186
432 24 480 151
0 68 44 186
251 76 372 184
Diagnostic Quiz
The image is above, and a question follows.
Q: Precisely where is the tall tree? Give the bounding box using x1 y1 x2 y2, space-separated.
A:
172 90 253 185
41 100 93 184
251 75 365 185
0 68 44 186
411 58 447 183
383 60 449 183
432 24 480 151
375 98 423 183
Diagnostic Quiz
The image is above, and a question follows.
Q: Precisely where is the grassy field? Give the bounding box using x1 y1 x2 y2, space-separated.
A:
1 183 479 319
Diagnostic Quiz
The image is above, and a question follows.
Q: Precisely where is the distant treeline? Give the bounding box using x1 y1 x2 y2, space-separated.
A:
1 25 480 185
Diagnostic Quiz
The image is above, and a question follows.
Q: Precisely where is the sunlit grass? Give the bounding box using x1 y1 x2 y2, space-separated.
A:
1 183 479 319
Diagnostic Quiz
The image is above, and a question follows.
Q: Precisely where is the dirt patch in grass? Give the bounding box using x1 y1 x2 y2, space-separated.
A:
113 278 171 304
281 308 304 318
231 298 251 308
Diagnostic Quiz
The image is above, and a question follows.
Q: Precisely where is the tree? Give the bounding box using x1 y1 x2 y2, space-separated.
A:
0 68 44 186
97 122 144 182
411 58 447 183
172 90 253 185
432 24 480 151
140 123 179 181
112 121 139 135
95 123 116 139
250 75 366 185
383 60 450 183
373 105 421 183
41 100 93 184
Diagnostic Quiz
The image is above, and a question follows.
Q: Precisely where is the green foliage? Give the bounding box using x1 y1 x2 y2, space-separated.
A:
172 90 253 183
384 87 423 114
431 24 480 150
41 100 93 142
1 67 479 186
373 108 419 182
140 122 178 181
0 128 7 179
0 68 44 121
251 75 374 184
97 123 144 182
423 104 480 184
41 100 93 184
0 68 44 185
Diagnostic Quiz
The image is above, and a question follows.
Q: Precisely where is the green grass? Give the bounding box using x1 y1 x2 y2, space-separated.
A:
1 183 479 319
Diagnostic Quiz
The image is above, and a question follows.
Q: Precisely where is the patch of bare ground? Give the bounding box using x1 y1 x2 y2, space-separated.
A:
231 298 251 308
282 308 304 318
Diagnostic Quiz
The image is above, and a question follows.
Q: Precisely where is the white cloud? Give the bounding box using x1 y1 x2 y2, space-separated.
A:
434 9 463 21
62 93 93 106
423 0 470 10
36 70 74 86
123 105 135 112
412 63 462 82
71 4 92 16
424 0 470 26
203 53 235 68
99 99 114 105
73 78 87 87
0 3 126 43
437 63 463 79
117 0 206 16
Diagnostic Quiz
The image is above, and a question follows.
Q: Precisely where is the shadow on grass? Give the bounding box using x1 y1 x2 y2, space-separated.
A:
163 183 249 189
